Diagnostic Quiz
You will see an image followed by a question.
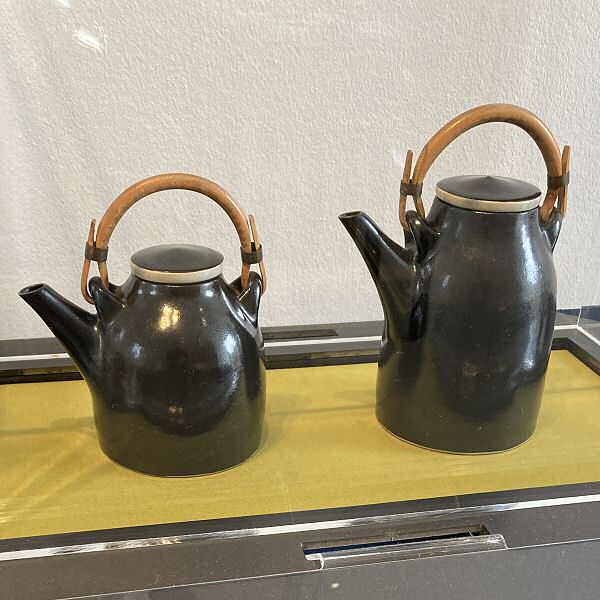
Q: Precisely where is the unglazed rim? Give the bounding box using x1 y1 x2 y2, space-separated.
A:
129 260 223 284
435 185 541 213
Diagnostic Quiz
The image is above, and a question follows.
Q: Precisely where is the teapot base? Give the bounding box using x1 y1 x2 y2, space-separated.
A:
101 439 263 477
379 421 534 455
98 433 263 477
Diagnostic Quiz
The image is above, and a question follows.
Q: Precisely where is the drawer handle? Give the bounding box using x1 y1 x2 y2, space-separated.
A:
304 527 506 569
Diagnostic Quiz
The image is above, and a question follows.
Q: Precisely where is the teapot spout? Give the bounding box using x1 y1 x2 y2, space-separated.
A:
19 283 100 379
339 211 418 332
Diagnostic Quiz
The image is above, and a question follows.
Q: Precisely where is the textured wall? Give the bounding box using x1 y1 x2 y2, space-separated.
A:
1 0 598 340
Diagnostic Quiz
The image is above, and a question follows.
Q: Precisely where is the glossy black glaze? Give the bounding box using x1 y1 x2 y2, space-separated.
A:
19 270 265 476
131 244 223 272
340 189 562 453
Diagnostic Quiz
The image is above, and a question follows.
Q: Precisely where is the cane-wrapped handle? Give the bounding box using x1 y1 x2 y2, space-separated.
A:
399 103 570 229
81 173 266 303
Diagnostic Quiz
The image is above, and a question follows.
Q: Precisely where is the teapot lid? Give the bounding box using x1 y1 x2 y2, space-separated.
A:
436 175 541 213
130 244 223 284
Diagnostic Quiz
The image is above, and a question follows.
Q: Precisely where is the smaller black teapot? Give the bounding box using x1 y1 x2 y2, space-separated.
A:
20 174 267 476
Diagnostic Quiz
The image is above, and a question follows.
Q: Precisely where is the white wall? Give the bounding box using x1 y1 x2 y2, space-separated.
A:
1 0 598 339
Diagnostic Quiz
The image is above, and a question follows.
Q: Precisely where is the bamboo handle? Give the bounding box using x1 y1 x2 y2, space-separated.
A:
81 173 265 303
400 103 570 229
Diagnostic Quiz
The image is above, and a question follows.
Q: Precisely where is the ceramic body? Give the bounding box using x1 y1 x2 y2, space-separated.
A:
20 272 265 475
340 196 562 453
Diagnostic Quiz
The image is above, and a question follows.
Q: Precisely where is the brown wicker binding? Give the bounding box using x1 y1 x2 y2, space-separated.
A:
399 103 570 229
81 173 266 304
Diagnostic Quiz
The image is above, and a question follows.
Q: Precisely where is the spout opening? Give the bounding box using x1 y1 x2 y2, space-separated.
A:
19 283 46 297
338 210 364 220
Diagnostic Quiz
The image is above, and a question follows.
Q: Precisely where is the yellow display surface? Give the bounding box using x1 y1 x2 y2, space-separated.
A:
1 350 599 540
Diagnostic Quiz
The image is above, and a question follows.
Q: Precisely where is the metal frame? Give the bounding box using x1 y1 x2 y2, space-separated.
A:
3 483 600 599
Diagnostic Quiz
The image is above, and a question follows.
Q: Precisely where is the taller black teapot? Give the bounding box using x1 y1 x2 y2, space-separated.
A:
340 104 570 453
20 174 267 476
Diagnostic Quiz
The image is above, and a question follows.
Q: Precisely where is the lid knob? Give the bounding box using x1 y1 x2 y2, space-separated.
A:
130 244 224 284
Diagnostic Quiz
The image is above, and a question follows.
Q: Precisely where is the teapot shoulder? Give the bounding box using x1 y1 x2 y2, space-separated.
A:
104 276 261 345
